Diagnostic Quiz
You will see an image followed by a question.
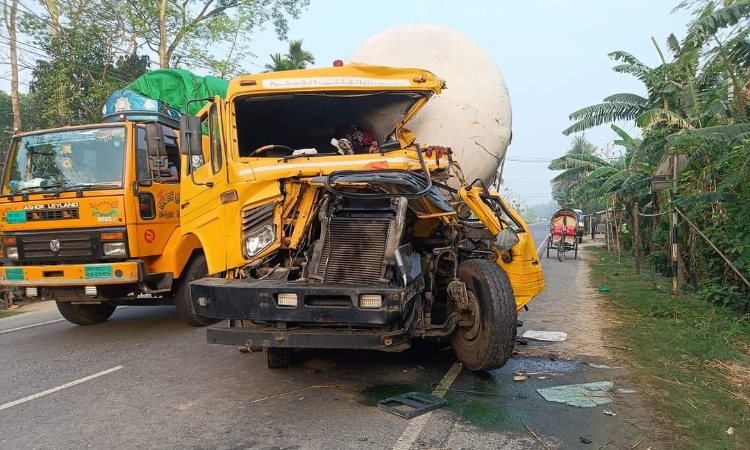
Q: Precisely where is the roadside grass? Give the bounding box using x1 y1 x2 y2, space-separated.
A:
0 309 24 318
588 246 749 450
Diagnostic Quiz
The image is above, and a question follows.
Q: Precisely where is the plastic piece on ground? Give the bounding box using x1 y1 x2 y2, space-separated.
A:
377 392 447 419
522 330 568 342
536 381 614 407
587 363 612 369
599 286 611 292
602 409 617 416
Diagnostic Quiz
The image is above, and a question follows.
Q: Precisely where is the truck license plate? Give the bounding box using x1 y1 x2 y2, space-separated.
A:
85 265 113 279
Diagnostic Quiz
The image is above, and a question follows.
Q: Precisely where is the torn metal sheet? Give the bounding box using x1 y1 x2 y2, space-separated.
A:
522 330 568 342
536 381 614 407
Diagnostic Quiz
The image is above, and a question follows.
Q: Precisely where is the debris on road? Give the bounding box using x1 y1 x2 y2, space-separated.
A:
250 384 339 404
726 427 735 435
522 330 568 342
580 436 593 444
587 363 614 369
602 410 617 416
599 286 611 293
524 424 553 450
513 374 528 382
536 381 614 407
377 392 447 419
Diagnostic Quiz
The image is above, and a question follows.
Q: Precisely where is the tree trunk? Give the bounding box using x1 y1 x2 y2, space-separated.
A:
158 0 169 68
3 0 21 131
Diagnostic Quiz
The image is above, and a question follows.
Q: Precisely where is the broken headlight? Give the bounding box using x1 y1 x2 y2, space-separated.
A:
244 224 275 258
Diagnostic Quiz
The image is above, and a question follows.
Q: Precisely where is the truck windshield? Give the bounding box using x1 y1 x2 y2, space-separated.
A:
2 126 126 194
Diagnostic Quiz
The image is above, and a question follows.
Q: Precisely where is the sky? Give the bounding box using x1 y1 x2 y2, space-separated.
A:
1 0 695 205
244 0 694 205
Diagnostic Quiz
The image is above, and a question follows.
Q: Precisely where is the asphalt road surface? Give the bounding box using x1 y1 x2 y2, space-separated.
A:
0 223 658 449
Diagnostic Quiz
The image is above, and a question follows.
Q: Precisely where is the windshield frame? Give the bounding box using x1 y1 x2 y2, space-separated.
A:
1 124 128 196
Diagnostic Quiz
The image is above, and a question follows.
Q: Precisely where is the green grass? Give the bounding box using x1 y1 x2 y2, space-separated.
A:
588 246 750 450
0 309 24 318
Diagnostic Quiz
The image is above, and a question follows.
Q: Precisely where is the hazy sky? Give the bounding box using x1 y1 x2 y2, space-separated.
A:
2 0 695 205
246 0 694 205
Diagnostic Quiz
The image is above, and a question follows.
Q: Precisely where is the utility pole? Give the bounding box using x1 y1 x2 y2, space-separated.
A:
634 202 641 275
670 153 679 296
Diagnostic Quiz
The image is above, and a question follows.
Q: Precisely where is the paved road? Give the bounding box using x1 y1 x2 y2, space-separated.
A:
0 223 655 449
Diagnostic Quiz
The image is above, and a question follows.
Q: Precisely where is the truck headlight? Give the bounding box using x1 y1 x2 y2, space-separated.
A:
5 246 18 260
103 242 127 257
244 225 275 258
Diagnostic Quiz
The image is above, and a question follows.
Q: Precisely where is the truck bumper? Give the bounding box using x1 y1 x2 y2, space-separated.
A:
0 261 144 287
191 277 422 351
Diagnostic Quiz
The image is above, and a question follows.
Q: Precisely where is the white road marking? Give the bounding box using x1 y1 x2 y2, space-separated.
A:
0 366 123 411
536 235 549 256
391 361 463 450
0 319 65 335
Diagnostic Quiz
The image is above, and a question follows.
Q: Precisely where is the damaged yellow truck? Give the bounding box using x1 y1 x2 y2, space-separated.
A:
181 62 545 370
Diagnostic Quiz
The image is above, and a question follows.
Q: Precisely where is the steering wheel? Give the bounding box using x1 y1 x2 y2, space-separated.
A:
247 144 295 157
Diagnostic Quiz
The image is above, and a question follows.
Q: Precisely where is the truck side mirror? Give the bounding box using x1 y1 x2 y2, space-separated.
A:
179 116 203 156
495 228 520 252
145 123 166 157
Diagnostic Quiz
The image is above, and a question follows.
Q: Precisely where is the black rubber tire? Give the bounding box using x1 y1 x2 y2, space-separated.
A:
450 259 517 371
546 238 551 258
56 301 116 326
175 254 221 327
264 348 294 369
557 240 565 262
574 240 579 259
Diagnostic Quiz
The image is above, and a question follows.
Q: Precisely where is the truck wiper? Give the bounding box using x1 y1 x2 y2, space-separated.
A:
281 152 338 162
43 183 117 198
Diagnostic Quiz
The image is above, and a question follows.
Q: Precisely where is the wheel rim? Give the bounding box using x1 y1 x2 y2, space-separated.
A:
457 290 482 343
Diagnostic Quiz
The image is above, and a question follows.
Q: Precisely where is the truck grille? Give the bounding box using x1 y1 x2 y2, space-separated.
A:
20 233 94 259
316 218 390 284
11 228 127 263
26 208 79 221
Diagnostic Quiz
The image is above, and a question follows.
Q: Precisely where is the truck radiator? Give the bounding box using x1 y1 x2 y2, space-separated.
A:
315 218 391 284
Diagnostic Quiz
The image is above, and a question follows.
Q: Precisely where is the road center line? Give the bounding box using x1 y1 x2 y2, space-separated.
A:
0 319 65 335
0 366 123 411
391 361 462 450
536 235 549 256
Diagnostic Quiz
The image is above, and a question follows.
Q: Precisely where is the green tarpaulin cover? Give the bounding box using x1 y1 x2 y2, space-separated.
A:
129 69 229 116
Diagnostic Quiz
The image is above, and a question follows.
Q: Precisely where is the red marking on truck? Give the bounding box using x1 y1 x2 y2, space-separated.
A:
144 229 155 244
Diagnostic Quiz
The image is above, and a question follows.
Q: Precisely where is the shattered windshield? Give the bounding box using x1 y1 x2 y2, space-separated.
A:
2 126 126 194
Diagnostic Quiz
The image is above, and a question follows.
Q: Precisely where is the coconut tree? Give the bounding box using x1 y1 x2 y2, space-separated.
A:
264 39 315 72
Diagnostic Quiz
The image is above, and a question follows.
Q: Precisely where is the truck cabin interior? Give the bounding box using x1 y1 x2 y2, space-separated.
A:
233 91 428 157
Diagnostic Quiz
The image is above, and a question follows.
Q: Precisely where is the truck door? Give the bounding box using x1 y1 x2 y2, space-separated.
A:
132 125 181 256
460 187 545 309
179 98 227 274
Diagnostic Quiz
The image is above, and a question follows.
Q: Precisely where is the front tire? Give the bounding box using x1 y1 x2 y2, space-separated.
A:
56 301 116 325
451 259 517 371
175 254 221 327
557 240 566 262
264 348 294 369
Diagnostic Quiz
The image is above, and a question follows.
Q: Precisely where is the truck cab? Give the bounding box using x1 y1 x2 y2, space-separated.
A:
0 90 213 326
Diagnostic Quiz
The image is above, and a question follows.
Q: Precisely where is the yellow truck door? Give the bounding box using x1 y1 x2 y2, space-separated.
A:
460 186 545 309
179 99 228 274
131 125 181 256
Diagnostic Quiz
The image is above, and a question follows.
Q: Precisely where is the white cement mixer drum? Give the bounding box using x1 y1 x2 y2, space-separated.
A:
346 24 511 187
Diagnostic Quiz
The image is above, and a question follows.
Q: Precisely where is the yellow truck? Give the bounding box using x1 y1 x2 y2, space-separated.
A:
0 86 221 327
179 59 544 370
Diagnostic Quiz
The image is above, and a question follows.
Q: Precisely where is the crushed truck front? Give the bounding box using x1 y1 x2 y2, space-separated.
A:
179 64 544 370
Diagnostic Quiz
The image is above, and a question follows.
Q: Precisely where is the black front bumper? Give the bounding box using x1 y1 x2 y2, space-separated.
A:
191 277 421 350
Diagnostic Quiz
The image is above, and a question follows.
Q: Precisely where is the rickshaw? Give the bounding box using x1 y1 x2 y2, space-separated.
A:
547 208 579 261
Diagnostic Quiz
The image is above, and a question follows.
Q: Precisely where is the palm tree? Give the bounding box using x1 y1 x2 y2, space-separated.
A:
285 39 315 69
264 39 315 72
566 135 598 155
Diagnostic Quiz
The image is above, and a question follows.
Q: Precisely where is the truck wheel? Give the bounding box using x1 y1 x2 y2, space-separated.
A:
56 301 116 326
451 259 517 371
175 254 221 327
264 348 294 369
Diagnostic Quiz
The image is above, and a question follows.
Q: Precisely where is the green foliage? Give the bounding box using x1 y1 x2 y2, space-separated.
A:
264 39 315 71
555 1 750 312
